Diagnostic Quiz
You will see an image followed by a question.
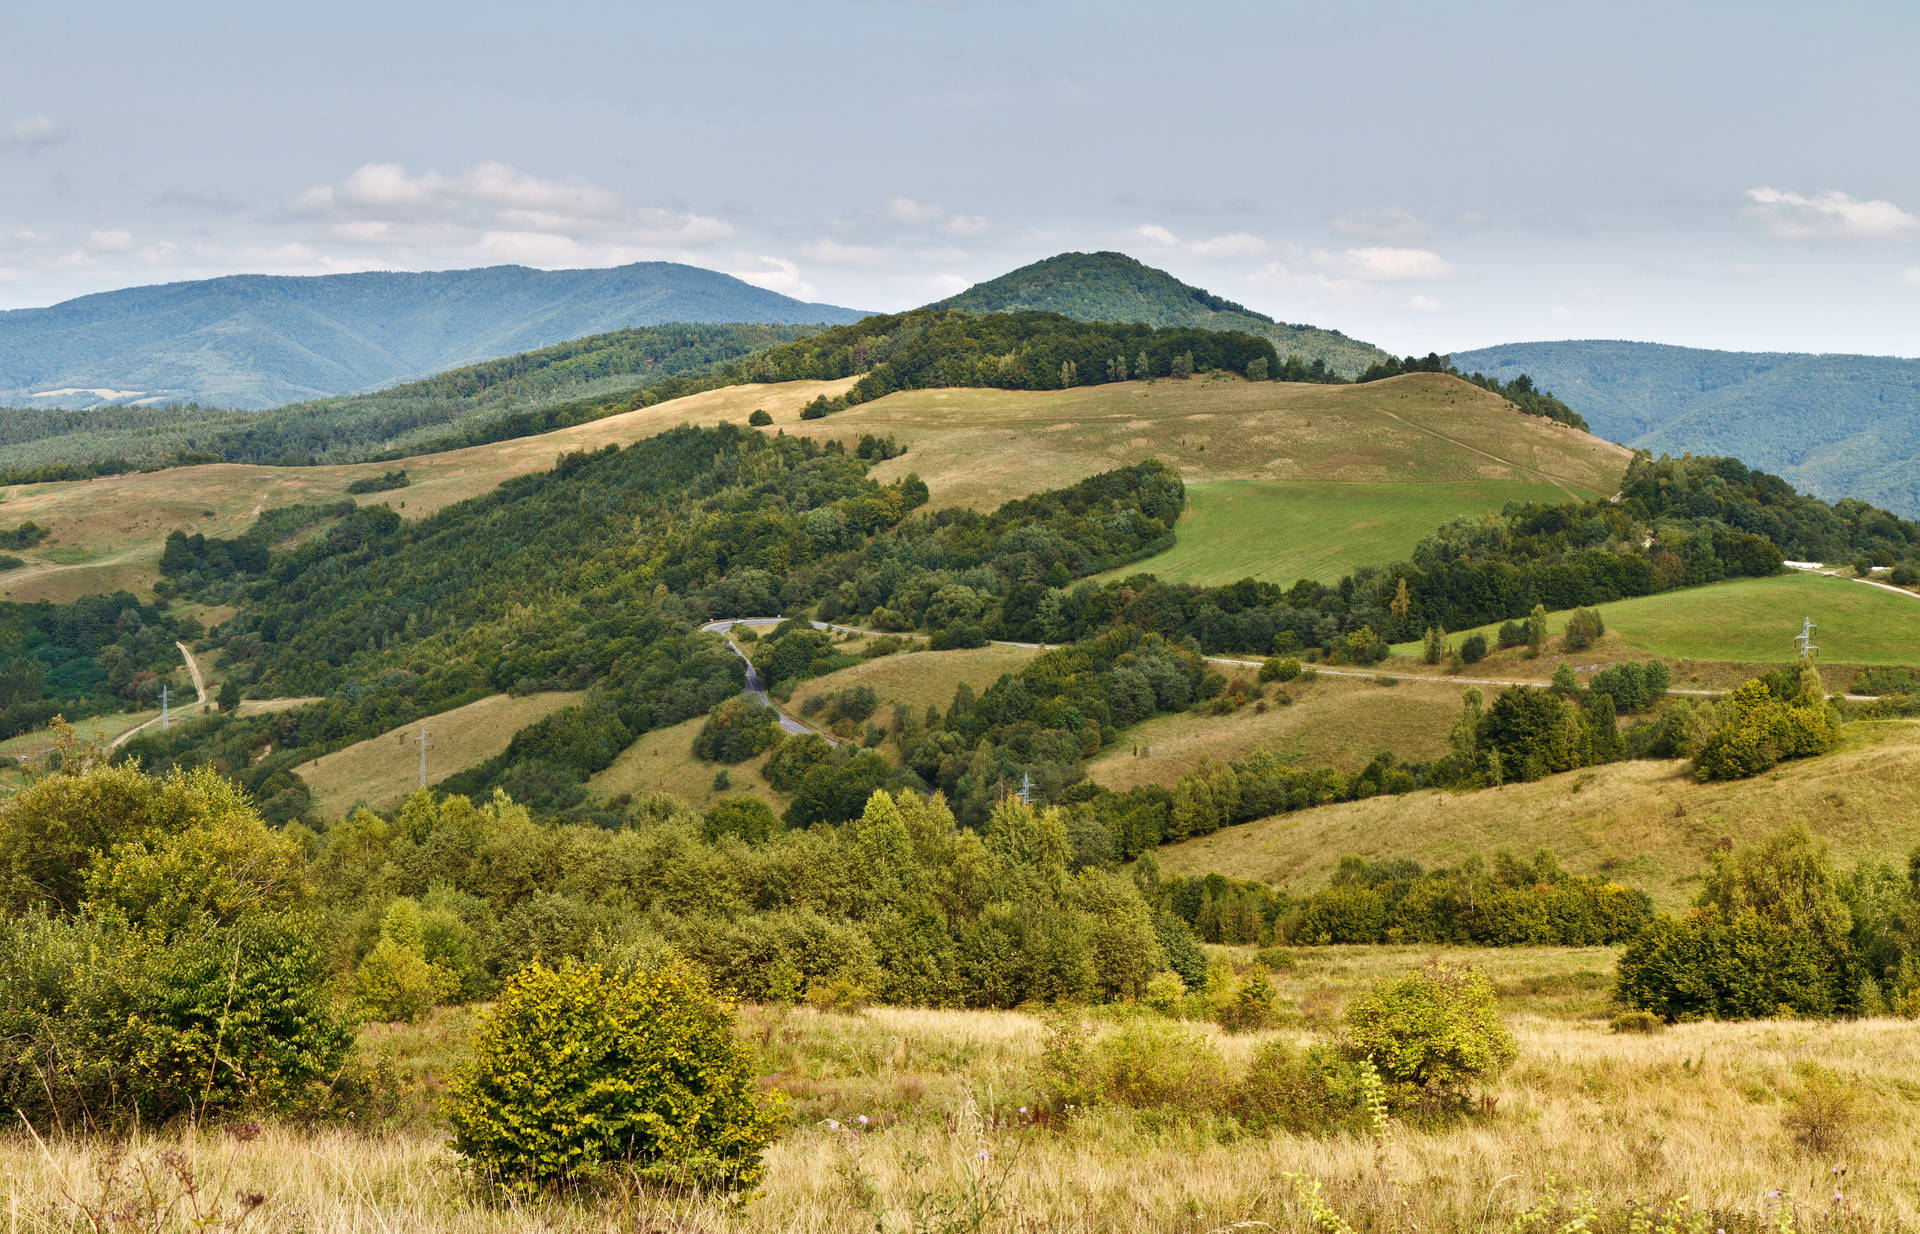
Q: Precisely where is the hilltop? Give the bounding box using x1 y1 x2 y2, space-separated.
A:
0 262 865 409
931 252 1390 378
1452 339 1920 517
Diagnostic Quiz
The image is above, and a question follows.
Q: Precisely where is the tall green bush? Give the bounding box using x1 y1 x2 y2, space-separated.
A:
1340 961 1516 1111
449 959 785 1194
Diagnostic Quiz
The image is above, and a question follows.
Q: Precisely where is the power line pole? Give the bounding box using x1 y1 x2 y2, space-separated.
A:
160 683 170 731
1796 617 1818 661
416 728 432 788
1019 769 1033 807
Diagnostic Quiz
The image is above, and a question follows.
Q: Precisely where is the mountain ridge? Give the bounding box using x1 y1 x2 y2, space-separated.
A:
0 262 867 409
1451 339 1920 517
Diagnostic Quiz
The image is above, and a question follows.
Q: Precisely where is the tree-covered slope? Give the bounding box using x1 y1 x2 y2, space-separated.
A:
929 252 1389 378
0 263 866 410
1451 340 1920 519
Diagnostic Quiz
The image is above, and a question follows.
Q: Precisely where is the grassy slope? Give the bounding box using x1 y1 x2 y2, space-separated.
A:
1107 477 1577 587
0 378 856 603
292 691 581 820
792 371 1630 510
1088 674 1461 790
1156 718 1920 911
786 644 1041 724
1393 571 1920 667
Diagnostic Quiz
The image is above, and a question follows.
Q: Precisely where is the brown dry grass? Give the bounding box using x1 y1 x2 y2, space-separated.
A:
293 691 581 820
5 965 1917 1232
1089 674 1461 790
788 371 1632 511
1157 719 1920 911
786 644 1041 728
587 715 790 813
0 379 855 602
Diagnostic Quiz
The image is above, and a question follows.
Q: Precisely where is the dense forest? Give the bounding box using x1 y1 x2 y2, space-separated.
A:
0 594 193 737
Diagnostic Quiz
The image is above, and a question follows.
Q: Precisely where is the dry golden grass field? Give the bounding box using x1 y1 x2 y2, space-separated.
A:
0 379 855 603
1087 672 1461 790
785 643 1041 726
1157 718 1920 912
293 690 581 819
6 945 1918 1232
798 371 1631 511
587 714 789 813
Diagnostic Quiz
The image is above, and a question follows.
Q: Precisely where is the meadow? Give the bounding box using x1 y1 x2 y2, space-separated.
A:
1157 717 1920 911
7 945 1918 1232
292 690 582 818
1389 571 1920 667
1100 477 1585 587
1087 671 1460 790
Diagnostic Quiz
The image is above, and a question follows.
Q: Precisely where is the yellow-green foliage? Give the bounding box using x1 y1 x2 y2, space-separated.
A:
1693 670 1839 781
449 959 786 1194
0 762 349 1128
1339 961 1517 1110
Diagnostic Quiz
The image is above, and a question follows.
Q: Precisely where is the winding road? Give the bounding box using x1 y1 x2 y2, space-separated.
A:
700 615 1885 710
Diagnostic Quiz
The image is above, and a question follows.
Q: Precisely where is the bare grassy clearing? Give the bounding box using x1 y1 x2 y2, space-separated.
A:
293 691 581 818
1158 719 1920 911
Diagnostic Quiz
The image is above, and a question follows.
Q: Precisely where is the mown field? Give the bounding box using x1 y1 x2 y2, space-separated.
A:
1105 477 1585 587
7 944 1918 1232
1393 571 1920 668
1158 717 1920 911
293 690 582 818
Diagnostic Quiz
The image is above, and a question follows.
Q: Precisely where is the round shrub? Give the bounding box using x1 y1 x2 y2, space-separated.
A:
747 408 772 426
449 959 786 1194
1340 961 1516 1111
1260 656 1302 683
692 697 781 764
1459 633 1488 664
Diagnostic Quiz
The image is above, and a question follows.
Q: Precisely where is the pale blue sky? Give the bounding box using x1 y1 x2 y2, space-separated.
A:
3 0 1918 356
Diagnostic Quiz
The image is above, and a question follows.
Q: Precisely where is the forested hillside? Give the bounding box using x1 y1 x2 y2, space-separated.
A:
932 252 1388 378
1453 339 1920 517
0 262 863 410
0 323 816 479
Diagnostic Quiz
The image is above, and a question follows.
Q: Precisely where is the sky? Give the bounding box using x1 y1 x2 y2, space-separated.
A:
3 0 1919 357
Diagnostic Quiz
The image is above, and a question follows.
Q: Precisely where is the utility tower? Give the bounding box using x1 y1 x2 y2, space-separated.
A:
1796 617 1818 661
160 683 170 731
1018 770 1033 806
416 729 433 788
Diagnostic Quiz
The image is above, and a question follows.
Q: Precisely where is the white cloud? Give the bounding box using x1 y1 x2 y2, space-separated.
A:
942 214 988 237
3 116 68 149
87 229 134 253
1136 223 1270 260
1332 207 1423 240
288 161 731 266
1746 186 1920 239
1313 246 1453 281
887 196 945 224
1405 294 1442 311
727 255 816 300
1905 268 1920 288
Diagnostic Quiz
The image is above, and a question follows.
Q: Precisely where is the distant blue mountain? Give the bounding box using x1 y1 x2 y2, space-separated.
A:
0 263 866 409
1451 340 1920 518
